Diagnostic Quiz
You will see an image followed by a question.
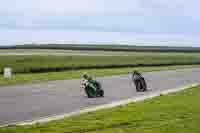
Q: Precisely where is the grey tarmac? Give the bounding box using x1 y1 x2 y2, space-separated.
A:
0 68 200 126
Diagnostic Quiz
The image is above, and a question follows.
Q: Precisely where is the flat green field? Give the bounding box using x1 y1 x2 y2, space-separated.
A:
0 65 200 86
1 85 199 133
0 49 200 86
1 49 199 55
1 50 200 73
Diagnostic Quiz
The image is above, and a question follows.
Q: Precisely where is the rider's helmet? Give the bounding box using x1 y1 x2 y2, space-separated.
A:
133 70 140 76
82 73 89 80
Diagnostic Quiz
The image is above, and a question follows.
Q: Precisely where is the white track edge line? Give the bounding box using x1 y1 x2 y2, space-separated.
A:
1 83 198 128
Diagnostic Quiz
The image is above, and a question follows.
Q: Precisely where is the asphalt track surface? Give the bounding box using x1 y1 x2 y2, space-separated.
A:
0 68 200 126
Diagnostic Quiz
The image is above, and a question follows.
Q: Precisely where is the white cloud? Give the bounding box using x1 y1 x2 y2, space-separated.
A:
0 0 144 16
0 0 200 34
141 0 200 17
0 0 200 46
1 0 200 16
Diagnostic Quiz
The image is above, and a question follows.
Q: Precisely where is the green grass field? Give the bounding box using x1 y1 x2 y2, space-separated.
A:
0 65 200 86
1 50 200 73
1 49 200 56
1 85 199 133
0 49 200 86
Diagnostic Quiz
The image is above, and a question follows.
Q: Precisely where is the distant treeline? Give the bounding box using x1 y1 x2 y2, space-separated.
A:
1 44 200 52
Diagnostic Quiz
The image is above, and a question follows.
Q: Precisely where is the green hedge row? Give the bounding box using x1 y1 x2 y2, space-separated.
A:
1 62 200 74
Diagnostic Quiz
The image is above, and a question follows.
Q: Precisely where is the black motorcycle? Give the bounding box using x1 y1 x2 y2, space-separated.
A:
132 71 147 92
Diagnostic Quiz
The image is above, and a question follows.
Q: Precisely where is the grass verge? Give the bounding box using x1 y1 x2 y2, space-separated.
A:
1 52 200 73
1 85 200 133
0 64 200 86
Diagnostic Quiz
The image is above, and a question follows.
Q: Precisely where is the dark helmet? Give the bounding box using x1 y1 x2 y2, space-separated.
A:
133 70 138 74
82 73 89 79
133 70 141 75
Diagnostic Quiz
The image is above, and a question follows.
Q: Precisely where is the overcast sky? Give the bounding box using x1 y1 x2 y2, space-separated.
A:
0 0 200 46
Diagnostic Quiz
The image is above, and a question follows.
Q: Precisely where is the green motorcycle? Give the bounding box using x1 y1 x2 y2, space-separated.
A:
82 79 104 98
